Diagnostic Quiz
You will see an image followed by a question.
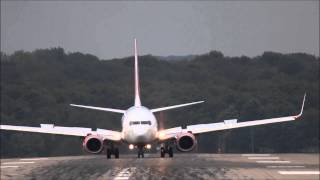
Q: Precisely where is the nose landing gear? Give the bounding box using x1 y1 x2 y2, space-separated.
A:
137 145 144 158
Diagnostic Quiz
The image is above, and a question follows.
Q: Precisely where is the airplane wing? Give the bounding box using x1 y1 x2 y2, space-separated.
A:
0 124 122 141
70 104 125 114
158 94 305 141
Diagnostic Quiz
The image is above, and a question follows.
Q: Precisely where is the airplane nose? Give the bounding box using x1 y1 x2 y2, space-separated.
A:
133 127 148 136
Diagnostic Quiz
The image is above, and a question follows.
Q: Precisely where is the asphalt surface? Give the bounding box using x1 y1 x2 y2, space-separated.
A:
1 154 319 180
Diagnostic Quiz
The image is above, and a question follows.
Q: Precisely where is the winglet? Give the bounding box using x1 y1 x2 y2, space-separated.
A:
294 93 306 119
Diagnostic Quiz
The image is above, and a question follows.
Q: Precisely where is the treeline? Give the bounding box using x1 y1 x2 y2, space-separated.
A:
0 48 319 157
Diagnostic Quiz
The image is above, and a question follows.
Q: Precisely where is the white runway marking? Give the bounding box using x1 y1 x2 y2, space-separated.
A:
2 161 35 165
278 171 320 175
114 167 136 180
114 173 131 179
248 157 279 160
1 166 19 169
256 160 291 164
267 165 305 168
20 158 48 161
242 154 271 156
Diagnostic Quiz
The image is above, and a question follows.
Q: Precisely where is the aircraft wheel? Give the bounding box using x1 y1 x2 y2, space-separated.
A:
137 146 144 158
138 149 141 158
168 147 173 158
106 148 111 159
138 151 142 158
114 148 119 159
160 147 165 158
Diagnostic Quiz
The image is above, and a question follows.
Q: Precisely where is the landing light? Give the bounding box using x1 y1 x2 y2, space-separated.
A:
129 144 134 150
146 144 152 149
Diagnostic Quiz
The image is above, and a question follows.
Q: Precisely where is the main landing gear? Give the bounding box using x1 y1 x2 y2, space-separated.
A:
160 143 173 158
106 144 119 159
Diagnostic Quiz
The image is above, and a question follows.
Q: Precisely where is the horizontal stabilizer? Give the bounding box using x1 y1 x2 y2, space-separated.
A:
70 104 125 114
151 101 204 113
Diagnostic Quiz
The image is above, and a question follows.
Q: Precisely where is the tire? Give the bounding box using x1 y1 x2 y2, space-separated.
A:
138 147 144 158
168 147 173 158
114 148 119 159
106 148 111 159
160 147 165 158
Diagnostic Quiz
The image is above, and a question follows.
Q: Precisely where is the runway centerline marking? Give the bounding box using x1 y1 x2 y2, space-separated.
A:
2 161 35 165
248 157 279 160
256 160 291 164
278 171 320 175
267 165 305 168
20 158 48 161
242 154 271 156
1 166 19 168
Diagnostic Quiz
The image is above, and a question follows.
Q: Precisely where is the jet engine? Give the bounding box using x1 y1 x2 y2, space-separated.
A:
175 132 197 152
82 135 104 153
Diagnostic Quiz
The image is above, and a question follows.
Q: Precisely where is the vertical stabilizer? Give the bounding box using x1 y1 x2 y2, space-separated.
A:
134 38 142 106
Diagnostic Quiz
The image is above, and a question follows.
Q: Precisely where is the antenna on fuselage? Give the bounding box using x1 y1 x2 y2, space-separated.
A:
134 38 142 107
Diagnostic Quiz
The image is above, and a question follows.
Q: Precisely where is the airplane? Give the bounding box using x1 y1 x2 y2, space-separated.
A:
0 39 306 159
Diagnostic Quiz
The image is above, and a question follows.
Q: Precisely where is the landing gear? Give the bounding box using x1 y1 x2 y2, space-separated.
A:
160 147 165 158
137 145 144 158
114 148 119 159
106 144 119 159
160 143 173 158
168 147 173 157
107 148 111 159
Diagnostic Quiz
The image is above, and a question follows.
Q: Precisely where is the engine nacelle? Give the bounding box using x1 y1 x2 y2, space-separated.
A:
175 132 197 152
82 135 104 154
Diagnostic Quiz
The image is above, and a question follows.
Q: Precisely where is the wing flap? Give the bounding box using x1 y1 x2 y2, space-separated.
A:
159 93 305 138
158 116 296 140
0 124 91 136
0 124 122 141
187 116 296 134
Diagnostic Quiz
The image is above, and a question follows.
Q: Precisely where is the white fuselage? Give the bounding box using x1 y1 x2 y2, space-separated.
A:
121 106 158 145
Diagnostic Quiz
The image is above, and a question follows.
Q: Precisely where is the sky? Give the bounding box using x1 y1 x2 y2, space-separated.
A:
1 1 319 59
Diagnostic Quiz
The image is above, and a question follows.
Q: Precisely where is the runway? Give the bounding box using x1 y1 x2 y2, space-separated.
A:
1 154 319 180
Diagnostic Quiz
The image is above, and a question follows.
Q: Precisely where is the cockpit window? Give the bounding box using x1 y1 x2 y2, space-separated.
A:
129 121 140 125
129 121 151 125
141 121 151 125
